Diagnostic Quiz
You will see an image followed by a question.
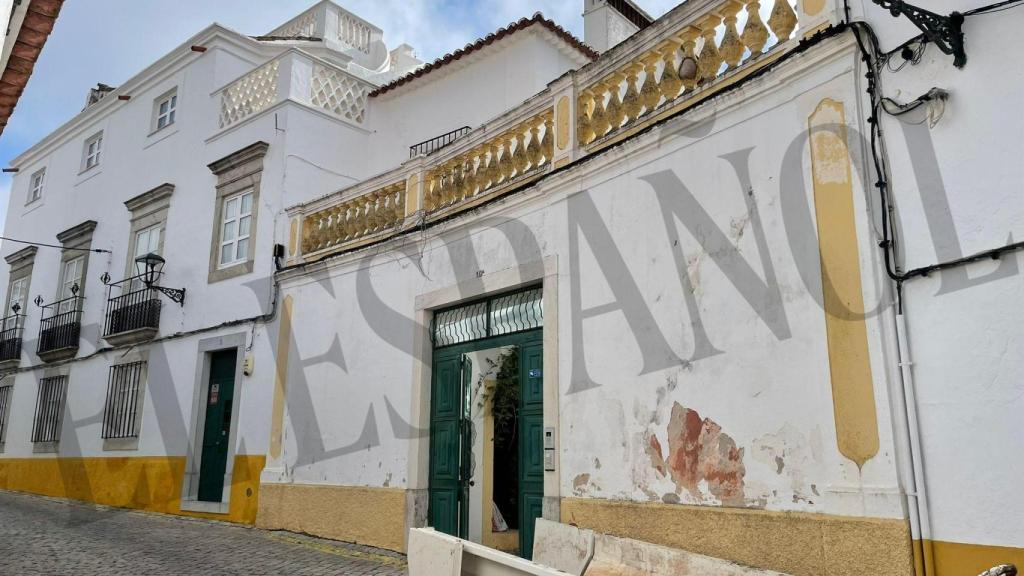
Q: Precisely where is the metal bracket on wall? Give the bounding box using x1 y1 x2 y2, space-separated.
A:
870 0 967 67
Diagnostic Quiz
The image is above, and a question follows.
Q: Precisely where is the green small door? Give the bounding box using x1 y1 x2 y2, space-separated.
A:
198 349 237 502
428 355 464 536
518 340 544 559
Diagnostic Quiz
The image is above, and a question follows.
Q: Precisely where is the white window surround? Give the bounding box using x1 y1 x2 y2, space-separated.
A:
28 168 45 204
217 190 253 269
82 132 103 172
153 89 177 133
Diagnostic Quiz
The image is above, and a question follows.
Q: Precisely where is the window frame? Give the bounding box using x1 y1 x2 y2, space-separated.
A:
81 131 102 171
207 142 267 284
102 360 147 443
6 276 28 315
28 168 45 204
31 374 68 446
82 131 103 172
153 89 178 133
217 189 254 269
0 385 11 449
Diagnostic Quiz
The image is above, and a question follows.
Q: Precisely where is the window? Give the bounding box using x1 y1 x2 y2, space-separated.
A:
28 168 45 203
102 361 145 439
130 224 162 291
155 91 177 131
135 225 162 258
0 385 11 444
7 276 28 315
218 190 253 267
83 132 103 171
31 375 68 443
58 256 84 314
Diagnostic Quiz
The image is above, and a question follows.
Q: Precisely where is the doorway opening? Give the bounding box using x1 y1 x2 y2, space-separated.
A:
197 348 237 503
428 287 544 559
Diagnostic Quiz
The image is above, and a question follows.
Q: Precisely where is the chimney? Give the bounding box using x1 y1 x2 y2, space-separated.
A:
84 83 116 110
583 0 653 53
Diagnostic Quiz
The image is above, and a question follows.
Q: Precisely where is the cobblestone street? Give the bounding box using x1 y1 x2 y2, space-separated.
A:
0 491 408 575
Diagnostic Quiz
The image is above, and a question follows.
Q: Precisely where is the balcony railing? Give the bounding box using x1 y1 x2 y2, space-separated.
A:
37 295 84 360
104 275 161 345
216 51 373 131
0 311 24 365
409 126 471 158
287 0 820 263
577 0 799 149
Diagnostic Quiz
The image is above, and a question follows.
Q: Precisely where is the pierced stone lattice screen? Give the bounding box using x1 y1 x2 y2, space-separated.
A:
271 11 317 37
219 60 279 129
338 14 371 53
310 65 368 124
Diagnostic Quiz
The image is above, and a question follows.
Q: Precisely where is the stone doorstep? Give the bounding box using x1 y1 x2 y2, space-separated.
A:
533 519 790 576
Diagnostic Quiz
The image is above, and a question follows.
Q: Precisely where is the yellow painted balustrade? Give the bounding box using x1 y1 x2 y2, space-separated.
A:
301 181 406 254
577 0 799 147
424 111 554 212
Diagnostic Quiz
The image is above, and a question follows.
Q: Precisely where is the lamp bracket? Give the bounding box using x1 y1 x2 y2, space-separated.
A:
152 285 186 306
870 1 966 67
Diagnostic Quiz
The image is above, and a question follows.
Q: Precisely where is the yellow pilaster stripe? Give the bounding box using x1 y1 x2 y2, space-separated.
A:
270 295 293 460
808 99 880 468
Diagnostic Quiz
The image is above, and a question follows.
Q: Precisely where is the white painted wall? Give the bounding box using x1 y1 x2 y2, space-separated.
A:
274 37 907 523
851 0 1024 552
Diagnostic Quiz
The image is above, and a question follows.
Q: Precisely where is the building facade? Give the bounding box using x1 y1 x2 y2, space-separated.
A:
1 1 1022 575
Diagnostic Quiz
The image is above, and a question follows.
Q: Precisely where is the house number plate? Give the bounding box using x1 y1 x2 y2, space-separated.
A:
529 368 542 378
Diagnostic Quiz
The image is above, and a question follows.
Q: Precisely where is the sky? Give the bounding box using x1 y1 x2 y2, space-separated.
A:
0 0 681 233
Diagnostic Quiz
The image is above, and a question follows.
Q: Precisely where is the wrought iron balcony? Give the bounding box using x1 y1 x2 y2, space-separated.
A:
103 274 161 346
36 293 84 362
0 309 24 368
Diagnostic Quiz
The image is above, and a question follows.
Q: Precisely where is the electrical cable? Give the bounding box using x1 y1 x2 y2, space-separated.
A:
848 21 1024 313
964 0 1024 16
0 235 111 254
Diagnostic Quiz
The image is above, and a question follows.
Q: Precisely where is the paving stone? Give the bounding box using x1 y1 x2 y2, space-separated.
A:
0 490 408 575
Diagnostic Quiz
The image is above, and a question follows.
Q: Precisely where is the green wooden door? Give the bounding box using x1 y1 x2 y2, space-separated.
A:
428 354 464 536
518 338 544 559
198 349 237 502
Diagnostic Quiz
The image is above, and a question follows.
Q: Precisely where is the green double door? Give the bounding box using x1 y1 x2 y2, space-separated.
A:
198 349 237 502
428 330 544 559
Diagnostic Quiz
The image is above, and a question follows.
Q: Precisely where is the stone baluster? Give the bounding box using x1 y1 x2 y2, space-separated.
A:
527 122 543 168
590 85 611 140
657 40 683 103
639 53 662 114
621 65 644 124
486 144 501 190
697 14 723 82
768 0 797 41
604 73 626 131
741 1 770 55
678 26 701 91
577 91 595 146
542 115 554 163
498 138 514 183
718 1 745 70
513 131 530 176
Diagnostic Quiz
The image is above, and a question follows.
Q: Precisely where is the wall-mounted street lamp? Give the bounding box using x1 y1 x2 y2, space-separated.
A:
106 253 186 306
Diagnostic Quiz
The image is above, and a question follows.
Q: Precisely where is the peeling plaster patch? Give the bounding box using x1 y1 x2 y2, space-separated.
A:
648 402 746 506
730 213 751 244
752 424 819 505
646 433 667 476
573 473 594 496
